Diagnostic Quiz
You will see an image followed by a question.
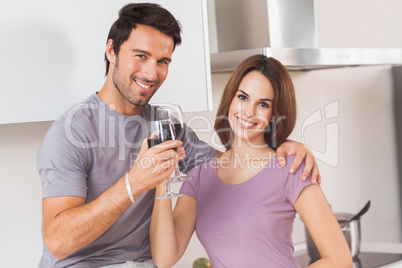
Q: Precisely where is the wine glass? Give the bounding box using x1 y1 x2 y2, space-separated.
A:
154 104 191 183
148 119 183 199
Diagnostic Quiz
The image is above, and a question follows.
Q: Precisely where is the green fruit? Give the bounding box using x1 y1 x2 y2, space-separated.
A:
193 257 210 268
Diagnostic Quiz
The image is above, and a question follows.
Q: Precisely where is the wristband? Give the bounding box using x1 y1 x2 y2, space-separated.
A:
125 172 136 203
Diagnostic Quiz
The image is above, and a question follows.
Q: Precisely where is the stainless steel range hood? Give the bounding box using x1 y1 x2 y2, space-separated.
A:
210 0 402 72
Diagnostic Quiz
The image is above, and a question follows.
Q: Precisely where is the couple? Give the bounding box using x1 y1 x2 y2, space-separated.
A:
37 3 351 268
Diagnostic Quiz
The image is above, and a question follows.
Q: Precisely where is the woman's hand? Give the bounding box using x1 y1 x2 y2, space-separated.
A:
276 140 321 184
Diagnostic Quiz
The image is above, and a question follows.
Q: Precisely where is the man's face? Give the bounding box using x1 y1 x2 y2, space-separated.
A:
112 24 174 107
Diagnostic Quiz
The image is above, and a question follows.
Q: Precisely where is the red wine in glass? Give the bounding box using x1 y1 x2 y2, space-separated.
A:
147 119 182 199
148 121 177 148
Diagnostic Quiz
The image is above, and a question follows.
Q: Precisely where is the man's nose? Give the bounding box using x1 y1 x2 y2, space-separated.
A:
143 61 158 81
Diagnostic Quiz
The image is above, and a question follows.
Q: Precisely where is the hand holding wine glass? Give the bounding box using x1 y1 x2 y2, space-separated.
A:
148 119 183 199
125 137 181 202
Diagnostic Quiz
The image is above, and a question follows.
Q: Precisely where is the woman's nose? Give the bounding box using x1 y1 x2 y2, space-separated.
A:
244 103 255 117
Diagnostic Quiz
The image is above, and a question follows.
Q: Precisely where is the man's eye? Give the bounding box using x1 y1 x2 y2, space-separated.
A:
137 55 146 59
158 60 168 65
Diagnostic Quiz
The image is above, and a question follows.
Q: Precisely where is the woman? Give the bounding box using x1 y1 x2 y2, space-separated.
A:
150 55 352 267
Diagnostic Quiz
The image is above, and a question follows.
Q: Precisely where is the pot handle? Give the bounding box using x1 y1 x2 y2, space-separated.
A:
341 226 349 232
348 200 371 222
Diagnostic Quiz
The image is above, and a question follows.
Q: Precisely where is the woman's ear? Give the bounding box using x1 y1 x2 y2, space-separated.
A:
105 39 116 65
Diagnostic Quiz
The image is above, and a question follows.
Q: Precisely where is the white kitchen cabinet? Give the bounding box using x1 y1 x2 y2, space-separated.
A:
0 0 212 124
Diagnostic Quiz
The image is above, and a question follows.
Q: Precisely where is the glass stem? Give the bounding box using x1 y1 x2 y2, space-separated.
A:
165 178 172 193
174 165 180 177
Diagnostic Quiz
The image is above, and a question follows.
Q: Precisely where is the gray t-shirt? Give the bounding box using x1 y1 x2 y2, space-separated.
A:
37 93 216 268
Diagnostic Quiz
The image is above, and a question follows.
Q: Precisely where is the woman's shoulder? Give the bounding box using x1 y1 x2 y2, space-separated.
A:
187 158 218 176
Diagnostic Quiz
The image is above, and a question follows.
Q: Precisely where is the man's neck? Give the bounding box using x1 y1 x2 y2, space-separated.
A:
97 79 142 116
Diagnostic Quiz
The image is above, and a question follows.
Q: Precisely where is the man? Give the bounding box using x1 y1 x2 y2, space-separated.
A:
37 3 320 267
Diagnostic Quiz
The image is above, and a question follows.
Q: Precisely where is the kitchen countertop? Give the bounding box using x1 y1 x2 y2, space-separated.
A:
294 242 402 268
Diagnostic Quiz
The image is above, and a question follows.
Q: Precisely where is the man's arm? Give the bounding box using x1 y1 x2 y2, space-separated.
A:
43 183 131 260
42 139 182 259
276 140 321 184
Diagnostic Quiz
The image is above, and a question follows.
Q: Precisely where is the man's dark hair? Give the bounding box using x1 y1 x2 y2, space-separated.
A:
104 3 182 75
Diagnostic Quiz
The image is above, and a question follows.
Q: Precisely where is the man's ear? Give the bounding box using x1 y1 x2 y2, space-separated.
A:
105 39 116 64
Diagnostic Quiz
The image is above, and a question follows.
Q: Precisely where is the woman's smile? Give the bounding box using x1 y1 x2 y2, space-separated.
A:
236 116 258 129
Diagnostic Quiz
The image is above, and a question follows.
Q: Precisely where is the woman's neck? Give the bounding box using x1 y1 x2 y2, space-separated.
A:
222 140 276 167
216 139 276 185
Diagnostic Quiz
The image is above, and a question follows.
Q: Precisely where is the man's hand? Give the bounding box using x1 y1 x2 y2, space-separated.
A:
276 140 321 184
128 139 184 197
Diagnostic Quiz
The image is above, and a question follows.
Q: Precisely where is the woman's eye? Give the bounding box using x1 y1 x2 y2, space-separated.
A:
238 95 247 101
259 102 269 108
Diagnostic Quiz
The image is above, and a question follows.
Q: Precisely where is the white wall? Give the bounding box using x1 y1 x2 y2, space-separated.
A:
0 121 52 266
289 65 400 243
315 0 402 48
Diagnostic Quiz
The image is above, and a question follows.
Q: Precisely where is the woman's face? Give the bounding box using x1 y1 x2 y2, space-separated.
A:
228 71 275 146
